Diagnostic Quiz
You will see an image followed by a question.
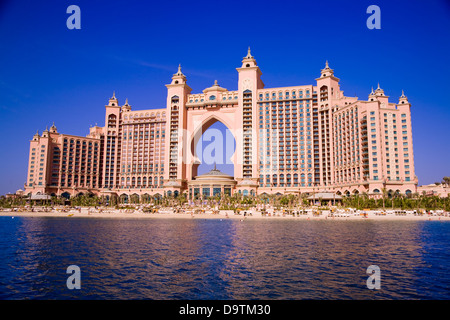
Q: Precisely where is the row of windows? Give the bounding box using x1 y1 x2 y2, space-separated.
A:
259 89 312 100
188 96 238 103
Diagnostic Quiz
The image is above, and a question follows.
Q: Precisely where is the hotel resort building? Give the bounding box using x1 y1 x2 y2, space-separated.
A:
24 50 418 201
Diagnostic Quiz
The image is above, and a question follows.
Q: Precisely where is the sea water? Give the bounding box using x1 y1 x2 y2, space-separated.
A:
0 217 448 299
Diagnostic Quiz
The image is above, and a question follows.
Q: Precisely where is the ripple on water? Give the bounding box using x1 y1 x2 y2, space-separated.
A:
0 217 449 299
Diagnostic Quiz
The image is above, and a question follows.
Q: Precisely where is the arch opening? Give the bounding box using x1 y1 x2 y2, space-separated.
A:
191 118 236 178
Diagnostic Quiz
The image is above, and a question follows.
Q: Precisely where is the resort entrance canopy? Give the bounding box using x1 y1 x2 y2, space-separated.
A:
307 192 343 206
29 194 51 200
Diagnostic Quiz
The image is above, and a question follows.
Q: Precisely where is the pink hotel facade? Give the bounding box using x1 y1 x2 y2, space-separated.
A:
24 50 418 200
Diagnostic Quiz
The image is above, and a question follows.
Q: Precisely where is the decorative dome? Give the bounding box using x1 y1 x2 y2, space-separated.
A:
195 164 234 180
203 79 227 93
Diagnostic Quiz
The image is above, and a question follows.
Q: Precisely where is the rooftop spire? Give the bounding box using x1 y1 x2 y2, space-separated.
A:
173 64 185 77
399 90 408 104
320 60 334 77
247 46 252 57
374 82 385 96
244 46 253 59
240 46 259 69
50 122 57 133
170 63 188 86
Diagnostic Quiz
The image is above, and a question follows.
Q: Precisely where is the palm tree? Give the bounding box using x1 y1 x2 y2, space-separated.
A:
381 188 387 210
177 193 188 206
442 176 450 187
280 196 289 206
287 194 296 208
300 193 308 208
356 192 367 209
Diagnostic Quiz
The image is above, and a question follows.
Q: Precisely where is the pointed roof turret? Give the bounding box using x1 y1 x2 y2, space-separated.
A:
122 98 131 111
241 46 257 68
32 130 40 141
316 60 340 82
107 91 119 107
320 60 334 77
399 90 409 104
50 122 57 133
245 46 253 59
170 64 187 85
374 82 385 96
42 126 49 138
174 64 184 77
368 86 377 100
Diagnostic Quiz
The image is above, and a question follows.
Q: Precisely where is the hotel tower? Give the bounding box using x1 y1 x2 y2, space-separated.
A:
24 50 417 201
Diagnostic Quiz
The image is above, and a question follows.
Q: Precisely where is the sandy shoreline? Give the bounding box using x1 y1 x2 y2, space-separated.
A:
1 210 449 221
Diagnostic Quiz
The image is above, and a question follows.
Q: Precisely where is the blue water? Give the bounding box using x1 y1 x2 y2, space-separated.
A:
0 216 449 299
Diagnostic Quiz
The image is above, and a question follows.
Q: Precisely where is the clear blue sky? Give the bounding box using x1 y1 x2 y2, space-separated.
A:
0 0 449 195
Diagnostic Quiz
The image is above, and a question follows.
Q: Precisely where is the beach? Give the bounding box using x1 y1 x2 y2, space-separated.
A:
1 208 449 221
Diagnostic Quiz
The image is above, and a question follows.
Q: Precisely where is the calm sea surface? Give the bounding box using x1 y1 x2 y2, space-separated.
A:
0 216 449 300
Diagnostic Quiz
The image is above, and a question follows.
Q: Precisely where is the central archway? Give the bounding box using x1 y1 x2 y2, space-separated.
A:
188 114 237 181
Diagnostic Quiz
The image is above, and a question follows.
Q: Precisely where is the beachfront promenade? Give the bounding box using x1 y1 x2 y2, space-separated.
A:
1 206 449 221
